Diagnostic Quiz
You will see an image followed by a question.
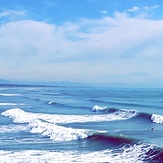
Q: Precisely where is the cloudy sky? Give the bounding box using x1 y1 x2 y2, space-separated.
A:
0 0 163 86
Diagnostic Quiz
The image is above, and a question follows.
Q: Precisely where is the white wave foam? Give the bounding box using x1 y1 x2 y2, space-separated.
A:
1 108 137 125
0 125 26 133
151 114 163 124
92 105 107 112
1 108 91 141
0 103 25 106
48 101 56 105
0 93 22 96
1 108 37 123
92 105 138 118
28 119 89 141
3 108 136 142
0 144 155 163
1 108 138 142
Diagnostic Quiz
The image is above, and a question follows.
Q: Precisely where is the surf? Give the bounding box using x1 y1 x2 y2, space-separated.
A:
0 143 163 163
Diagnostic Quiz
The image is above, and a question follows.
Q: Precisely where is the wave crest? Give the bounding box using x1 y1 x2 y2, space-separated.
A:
1 108 138 142
28 119 89 141
151 114 163 124
1 108 137 125
92 105 108 112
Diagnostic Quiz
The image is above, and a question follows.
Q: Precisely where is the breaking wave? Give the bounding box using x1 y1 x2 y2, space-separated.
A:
0 143 162 163
1 107 138 124
92 105 163 125
151 114 163 124
1 108 137 142
1 107 163 143
28 119 89 141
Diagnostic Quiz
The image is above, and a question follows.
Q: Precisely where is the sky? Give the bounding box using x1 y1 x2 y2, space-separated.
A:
0 0 163 86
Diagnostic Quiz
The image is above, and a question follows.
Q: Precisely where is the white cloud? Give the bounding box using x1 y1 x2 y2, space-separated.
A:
128 6 140 12
0 9 26 18
144 5 159 10
125 5 160 19
127 5 160 13
1 11 163 85
100 10 108 15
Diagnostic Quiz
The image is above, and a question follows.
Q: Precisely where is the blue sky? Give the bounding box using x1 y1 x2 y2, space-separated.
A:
0 0 163 86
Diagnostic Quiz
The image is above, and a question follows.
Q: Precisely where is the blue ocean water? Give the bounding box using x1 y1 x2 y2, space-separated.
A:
0 84 163 162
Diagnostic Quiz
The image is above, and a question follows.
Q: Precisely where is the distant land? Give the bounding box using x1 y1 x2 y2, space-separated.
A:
0 79 11 84
0 79 89 87
0 79 162 88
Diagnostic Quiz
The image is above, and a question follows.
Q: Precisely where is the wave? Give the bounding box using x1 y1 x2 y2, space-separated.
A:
1 108 137 142
28 119 90 141
1 108 138 125
92 105 163 125
47 101 90 111
151 114 163 124
0 125 27 133
88 99 152 108
2 107 163 127
92 105 138 118
0 93 22 97
47 101 70 108
92 105 108 112
1 111 90 142
0 143 162 163
2 108 163 143
48 101 58 105
92 105 127 113
88 133 136 146
0 103 25 106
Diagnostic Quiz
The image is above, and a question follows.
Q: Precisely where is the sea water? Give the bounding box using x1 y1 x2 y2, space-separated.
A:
0 84 163 162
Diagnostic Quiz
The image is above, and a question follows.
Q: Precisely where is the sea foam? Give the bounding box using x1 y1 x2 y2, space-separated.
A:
151 114 163 124
92 105 107 112
28 119 89 141
1 108 91 141
1 108 137 142
0 125 26 133
1 108 138 125
0 143 157 163
0 103 24 106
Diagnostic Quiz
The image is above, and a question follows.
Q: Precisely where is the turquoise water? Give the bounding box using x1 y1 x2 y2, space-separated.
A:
0 84 163 162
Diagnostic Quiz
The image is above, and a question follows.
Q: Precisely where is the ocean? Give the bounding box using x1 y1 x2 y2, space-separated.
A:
0 84 163 163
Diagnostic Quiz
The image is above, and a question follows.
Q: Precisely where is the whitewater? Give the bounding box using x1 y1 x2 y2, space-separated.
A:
0 84 163 162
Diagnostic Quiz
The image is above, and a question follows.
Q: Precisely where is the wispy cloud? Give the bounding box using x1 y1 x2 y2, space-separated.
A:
0 9 26 18
125 5 160 18
127 6 140 12
100 10 108 15
127 5 159 13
